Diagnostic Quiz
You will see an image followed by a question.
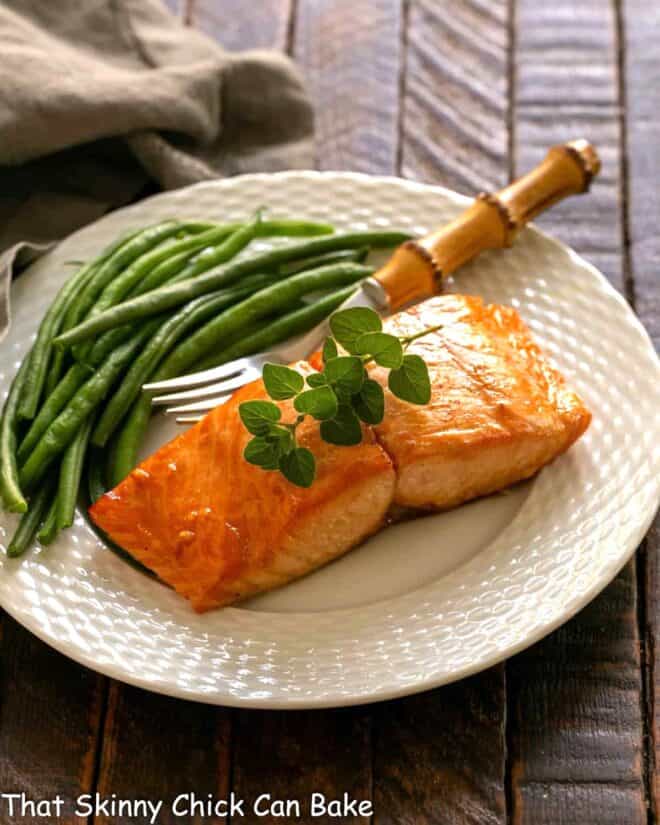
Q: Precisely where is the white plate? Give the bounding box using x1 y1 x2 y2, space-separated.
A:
1 172 658 708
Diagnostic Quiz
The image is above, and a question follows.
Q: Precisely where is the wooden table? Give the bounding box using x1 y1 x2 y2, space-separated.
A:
2 2 658 823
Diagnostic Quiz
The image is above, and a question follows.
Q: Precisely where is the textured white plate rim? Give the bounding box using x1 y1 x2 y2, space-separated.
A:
0 170 658 708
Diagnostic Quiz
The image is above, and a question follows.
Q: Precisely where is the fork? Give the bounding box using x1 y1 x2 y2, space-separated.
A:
145 320 334 423
144 139 600 424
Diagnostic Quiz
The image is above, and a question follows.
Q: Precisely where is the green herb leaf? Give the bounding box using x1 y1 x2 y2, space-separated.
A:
279 447 316 488
244 436 281 470
263 363 304 400
322 337 338 363
355 331 404 369
266 424 295 454
306 372 327 388
294 386 338 420
353 379 385 424
388 354 432 405
239 400 281 436
324 356 365 395
329 307 382 353
320 404 363 446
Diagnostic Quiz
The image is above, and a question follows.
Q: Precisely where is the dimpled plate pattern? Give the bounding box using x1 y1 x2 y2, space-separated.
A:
0 173 658 708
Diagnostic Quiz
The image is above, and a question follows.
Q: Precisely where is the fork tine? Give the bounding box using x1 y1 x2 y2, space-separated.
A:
166 394 236 415
153 367 263 407
143 357 252 394
150 381 242 406
176 415 204 425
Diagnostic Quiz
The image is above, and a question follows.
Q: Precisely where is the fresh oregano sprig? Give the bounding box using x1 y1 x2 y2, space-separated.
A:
239 306 442 488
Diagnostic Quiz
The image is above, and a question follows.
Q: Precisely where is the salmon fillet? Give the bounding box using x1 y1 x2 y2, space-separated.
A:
90 361 396 612
373 295 591 510
90 295 590 611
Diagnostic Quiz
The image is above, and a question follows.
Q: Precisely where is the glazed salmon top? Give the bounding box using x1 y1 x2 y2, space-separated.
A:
90 361 393 612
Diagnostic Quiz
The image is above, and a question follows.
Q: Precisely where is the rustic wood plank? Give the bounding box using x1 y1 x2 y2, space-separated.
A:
623 0 660 348
163 0 183 18
508 570 646 824
513 0 624 290
373 671 506 825
186 0 292 51
95 683 229 825
401 0 510 193
232 709 372 824
622 0 660 818
368 2 510 823
507 2 646 823
0 617 104 824
292 0 403 172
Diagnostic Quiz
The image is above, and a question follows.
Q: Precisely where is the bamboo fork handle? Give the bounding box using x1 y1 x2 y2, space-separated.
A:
367 139 601 311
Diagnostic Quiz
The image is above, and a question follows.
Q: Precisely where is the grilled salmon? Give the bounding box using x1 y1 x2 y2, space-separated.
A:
374 296 591 510
90 361 396 612
90 295 590 611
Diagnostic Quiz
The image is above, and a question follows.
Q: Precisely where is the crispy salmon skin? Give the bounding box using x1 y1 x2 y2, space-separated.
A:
90 295 590 611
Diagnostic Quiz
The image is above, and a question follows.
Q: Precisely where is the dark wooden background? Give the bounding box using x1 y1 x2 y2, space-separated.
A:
2 1 658 822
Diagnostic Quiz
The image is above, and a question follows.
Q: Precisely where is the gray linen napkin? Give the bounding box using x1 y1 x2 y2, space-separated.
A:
0 0 314 337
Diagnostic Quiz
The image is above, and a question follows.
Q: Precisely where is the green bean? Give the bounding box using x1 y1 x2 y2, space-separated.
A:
195 284 358 372
92 274 274 446
19 320 162 492
19 317 149 464
106 277 365 488
150 217 262 289
56 416 94 530
91 224 244 314
37 498 59 545
255 219 334 237
44 260 101 397
131 248 201 297
151 262 373 373
278 248 369 276
0 359 30 512
134 220 334 297
64 221 185 329
17 364 92 463
134 223 334 298
20 224 268 464
73 220 262 363
6 480 54 557
16 229 145 421
54 231 410 348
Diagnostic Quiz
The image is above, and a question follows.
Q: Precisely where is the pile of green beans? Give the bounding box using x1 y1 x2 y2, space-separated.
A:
54 230 409 348
1 214 411 556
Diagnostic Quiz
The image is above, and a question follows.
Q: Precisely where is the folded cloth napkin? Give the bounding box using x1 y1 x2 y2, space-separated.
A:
0 0 314 336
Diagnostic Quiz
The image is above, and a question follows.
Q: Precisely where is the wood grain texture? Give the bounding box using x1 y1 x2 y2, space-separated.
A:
401 0 510 193
373 671 506 825
185 0 292 51
292 0 403 172
232 709 372 824
508 5 646 823
0 618 104 824
94 683 230 825
508 570 646 825
623 0 660 346
162 0 183 18
513 0 624 290
622 0 660 818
